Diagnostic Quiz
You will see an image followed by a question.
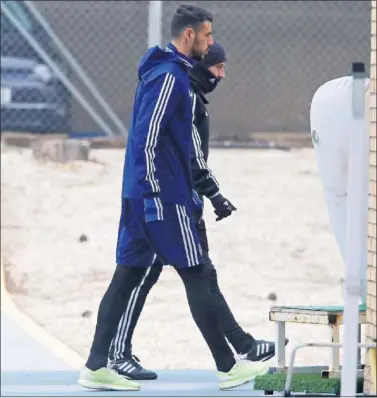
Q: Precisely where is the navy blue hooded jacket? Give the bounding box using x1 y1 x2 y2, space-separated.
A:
122 43 195 206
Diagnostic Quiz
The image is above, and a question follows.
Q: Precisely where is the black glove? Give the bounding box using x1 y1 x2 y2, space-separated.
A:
210 193 237 221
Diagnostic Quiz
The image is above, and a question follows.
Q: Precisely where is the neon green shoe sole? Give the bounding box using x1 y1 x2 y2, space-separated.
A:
78 367 140 391
218 361 269 390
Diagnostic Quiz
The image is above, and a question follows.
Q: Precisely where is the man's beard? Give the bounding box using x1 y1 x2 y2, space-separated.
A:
190 39 206 59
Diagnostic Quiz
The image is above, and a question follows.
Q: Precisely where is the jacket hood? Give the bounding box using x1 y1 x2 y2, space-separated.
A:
138 43 194 80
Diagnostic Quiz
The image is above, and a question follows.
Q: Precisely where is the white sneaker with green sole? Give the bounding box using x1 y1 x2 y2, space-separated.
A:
78 367 140 391
217 360 269 390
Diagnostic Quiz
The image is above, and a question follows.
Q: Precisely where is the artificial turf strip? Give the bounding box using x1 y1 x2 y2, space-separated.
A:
254 373 364 394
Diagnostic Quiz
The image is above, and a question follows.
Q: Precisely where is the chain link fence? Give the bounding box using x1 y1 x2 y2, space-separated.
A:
0 0 371 139
1 0 148 137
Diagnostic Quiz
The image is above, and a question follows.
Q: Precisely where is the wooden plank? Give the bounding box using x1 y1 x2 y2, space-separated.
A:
270 304 367 312
271 305 344 314
87 136 126 149
1 132 69 148
270 311 335 325
269 309 366 325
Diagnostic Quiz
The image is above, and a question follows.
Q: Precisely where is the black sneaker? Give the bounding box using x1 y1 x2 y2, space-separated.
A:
110 355 158 380
243 338 289 362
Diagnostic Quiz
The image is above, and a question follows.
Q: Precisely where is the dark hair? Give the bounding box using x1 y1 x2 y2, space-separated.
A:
170 4 213 39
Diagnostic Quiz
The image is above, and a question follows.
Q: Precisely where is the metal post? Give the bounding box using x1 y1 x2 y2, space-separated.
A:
23 0 128 137
341 62 369 397
357 323 362 368
1 1 117 137
329 324 340 374
276 321 286 372
148 1 162 48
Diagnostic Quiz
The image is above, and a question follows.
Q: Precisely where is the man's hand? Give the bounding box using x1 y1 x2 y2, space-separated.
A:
144 197 163 222
210 193 237 221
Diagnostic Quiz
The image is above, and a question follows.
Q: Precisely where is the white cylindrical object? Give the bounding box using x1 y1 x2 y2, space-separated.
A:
148 1 162 48
310 76 369 301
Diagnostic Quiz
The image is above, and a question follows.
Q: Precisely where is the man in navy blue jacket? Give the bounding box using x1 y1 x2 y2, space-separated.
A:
108 42 280 382
78 5 268 392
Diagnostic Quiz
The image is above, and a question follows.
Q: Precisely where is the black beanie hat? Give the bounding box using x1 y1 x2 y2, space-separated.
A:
203 41 226 67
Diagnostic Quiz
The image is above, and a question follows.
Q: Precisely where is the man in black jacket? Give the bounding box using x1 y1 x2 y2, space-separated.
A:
108 42 282 380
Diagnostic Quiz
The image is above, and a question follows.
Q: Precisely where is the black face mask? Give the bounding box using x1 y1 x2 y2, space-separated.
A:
190 62 222 94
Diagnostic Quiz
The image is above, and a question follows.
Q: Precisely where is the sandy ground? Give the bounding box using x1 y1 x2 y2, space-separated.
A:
1 144 355 371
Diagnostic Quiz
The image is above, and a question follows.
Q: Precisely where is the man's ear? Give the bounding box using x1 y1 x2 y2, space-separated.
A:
184 27 195 40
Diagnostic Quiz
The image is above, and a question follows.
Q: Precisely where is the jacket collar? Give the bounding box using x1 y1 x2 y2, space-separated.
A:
166 42 195 68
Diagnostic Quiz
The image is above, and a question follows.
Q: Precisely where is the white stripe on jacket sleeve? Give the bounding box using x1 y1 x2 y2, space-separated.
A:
144 73 175 192
191 93 219 187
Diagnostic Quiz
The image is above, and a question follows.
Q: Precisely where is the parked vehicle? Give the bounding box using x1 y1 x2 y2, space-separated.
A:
1 0 72 134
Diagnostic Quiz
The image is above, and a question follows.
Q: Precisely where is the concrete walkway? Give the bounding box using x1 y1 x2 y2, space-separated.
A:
1 253 267 398
1 309 267 396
